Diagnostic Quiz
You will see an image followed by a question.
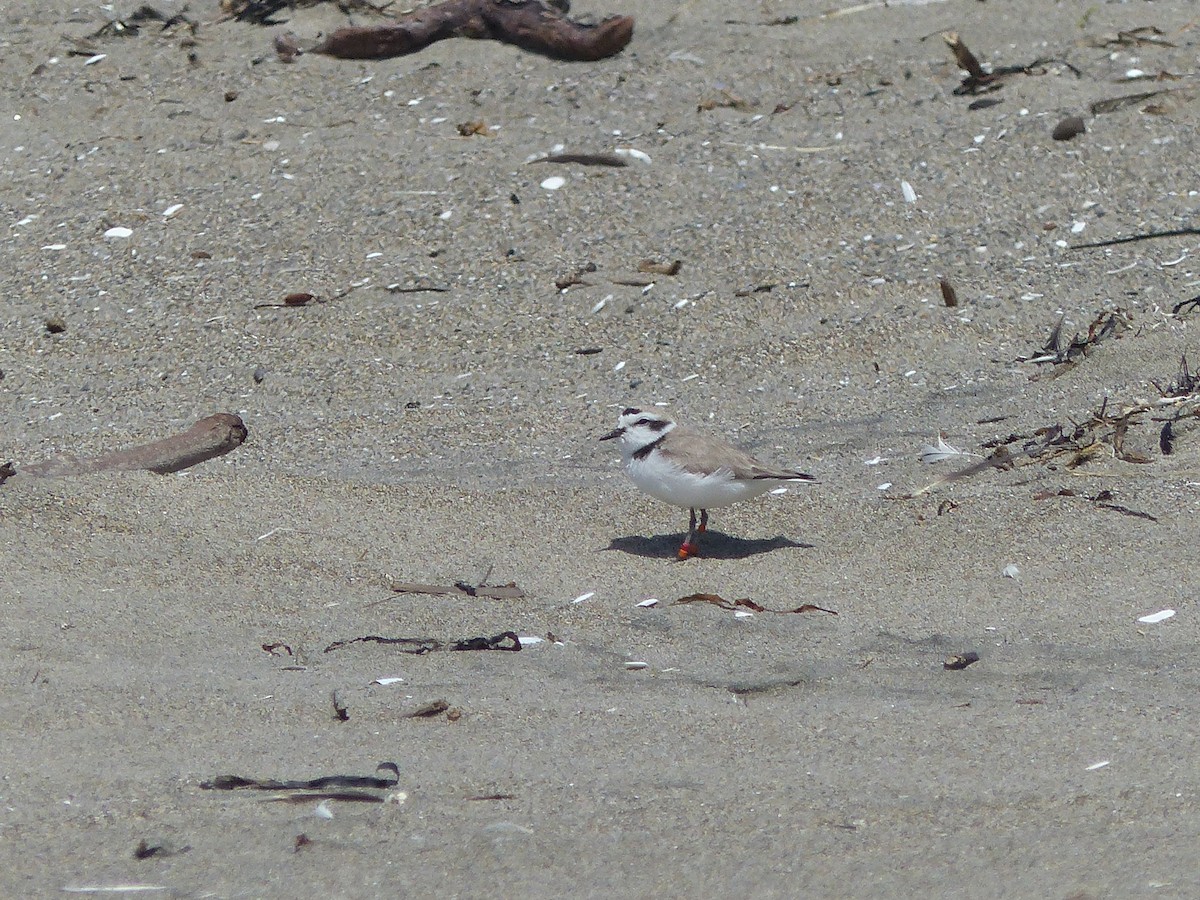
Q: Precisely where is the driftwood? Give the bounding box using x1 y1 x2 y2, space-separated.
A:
277 0 634 63
14 413 247 479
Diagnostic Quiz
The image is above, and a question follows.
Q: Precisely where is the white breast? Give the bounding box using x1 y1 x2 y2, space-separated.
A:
624 451 775 509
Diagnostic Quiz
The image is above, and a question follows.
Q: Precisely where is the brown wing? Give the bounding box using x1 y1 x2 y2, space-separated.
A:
663 425 816 482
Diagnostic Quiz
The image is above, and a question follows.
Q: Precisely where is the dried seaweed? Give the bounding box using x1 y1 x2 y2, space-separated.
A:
1160 421 1176 455
402 699 451 718
324 631 522 653
938 31 1079 95
1172 295 1200 316
133 838 190 859
331 690 349 722
88 5 197 39
1017 309 1131 368
1152 355 1200 398
201 761 400 793
673 593 837 616
1071 226 1200 249
531 153 627 168
1089 88 1197 117
909 370 1200 496
1033 488 1157 522
391 580 526 600
943 652 979 670
1088 26 1175 49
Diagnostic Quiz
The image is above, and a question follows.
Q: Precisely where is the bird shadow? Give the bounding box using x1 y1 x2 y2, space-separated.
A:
604 531 813 560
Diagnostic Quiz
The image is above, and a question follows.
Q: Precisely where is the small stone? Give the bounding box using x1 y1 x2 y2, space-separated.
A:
45 316 66 334
1052 116 1086 141
253 367 266 384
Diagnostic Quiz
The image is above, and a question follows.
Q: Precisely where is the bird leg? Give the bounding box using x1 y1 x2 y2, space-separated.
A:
678 507 702 560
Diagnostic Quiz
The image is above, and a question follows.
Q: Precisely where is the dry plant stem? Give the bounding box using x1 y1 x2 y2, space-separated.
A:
313 0 634 62
21 413 248 478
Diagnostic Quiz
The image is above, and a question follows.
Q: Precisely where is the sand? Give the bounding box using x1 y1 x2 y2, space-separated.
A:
3 0 1200 896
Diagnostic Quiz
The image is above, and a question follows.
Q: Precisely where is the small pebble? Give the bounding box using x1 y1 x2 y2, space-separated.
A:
1052 116 1086 141
943 651 980 670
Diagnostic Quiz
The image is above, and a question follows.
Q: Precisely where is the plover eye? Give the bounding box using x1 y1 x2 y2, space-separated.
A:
635 418 652 426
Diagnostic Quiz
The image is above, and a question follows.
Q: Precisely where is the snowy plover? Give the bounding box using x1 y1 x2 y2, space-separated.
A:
600 407 816 559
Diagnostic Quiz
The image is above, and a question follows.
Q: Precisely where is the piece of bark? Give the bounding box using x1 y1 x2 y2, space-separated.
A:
310 0 634 63
19 413 247 478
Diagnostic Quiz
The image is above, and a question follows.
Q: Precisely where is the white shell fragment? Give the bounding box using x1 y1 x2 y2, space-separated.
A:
540 175 566 191
103 226 133 239
734 610 755 619
162 204 183 218
636 598 659 608
372 677 404 686
901 180 917 203
517 635 545 645
1086 760 1111 771
314 800 334 819
84 54 106 66
624 661 649 670
614 147 652 164
1002 564 1020 579
1137 609 1176 625
571 591 595 604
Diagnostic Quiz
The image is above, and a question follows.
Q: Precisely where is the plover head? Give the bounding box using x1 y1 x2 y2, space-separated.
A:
599 407 676 458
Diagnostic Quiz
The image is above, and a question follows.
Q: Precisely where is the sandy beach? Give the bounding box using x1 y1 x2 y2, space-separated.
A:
3 0 1200 896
